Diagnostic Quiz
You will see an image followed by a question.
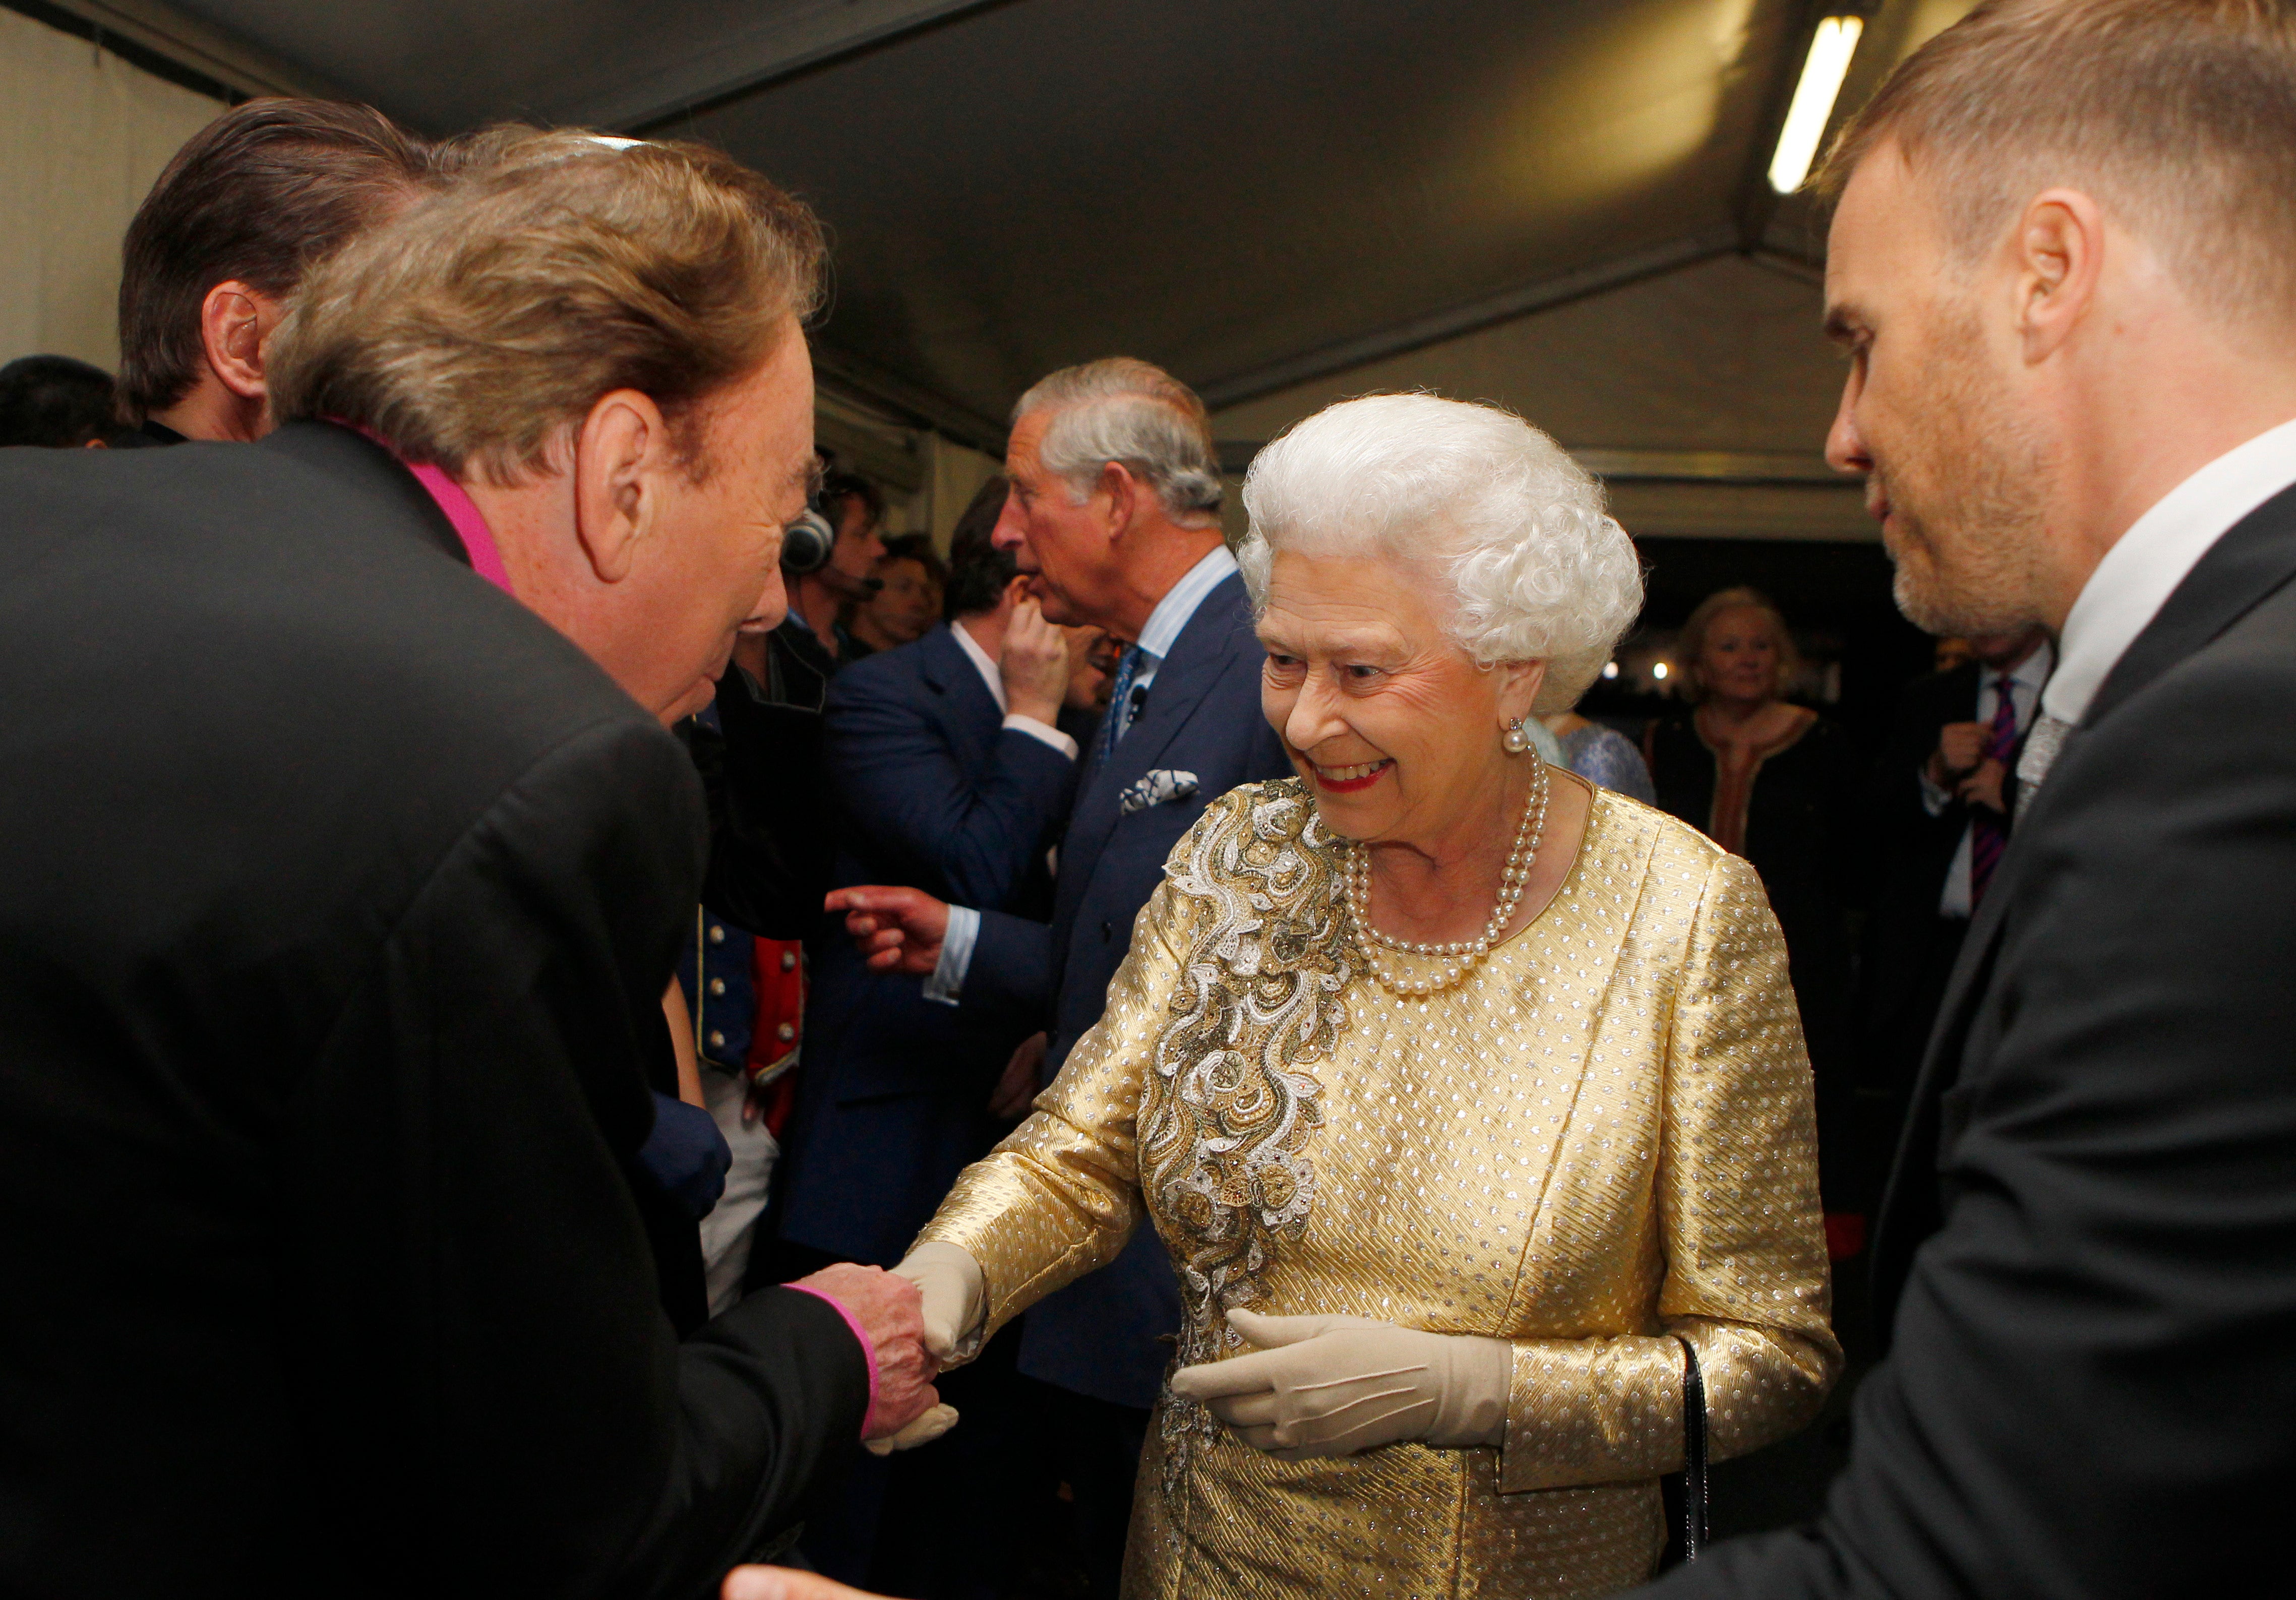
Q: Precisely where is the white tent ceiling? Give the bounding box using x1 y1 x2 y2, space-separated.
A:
42 0 1977 535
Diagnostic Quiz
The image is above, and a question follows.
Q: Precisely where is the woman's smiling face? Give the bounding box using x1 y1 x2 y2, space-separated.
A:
1257 548 1539 847
1696 605 1785 706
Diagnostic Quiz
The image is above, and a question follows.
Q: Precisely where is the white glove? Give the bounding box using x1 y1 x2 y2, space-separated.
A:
863 1403 959 1457
1167 1308 1512 1461
891 1241 986 1364
859 1244 986 1457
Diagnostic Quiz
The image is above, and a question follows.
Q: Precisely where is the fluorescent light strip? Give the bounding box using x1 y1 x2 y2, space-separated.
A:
1768 15 1864 195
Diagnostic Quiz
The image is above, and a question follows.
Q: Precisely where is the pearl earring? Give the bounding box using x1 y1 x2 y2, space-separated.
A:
1501 718 1532 754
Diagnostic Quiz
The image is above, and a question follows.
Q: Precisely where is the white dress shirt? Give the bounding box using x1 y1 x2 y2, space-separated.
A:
928 542 1239 1004
1120 542 1240 709
1921 640 2052 919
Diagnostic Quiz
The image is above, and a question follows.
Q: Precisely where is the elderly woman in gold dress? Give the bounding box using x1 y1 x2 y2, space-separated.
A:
892 394 1840 1598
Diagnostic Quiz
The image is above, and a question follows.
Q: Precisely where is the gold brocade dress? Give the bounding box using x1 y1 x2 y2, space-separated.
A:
920 776 1841 1599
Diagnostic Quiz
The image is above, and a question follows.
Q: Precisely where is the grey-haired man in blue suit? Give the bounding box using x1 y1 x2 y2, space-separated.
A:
832 357 1288 1596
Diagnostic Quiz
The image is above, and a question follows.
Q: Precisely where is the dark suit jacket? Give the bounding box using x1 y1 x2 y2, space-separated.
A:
1640 484 2296 1598
964 569 1293 1408
1858 662 2029 1044
685 617 840 940
0 425 867 1600
775 623 1074 1265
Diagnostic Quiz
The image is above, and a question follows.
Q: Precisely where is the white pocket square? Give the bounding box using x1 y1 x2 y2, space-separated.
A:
1119 769 1199 816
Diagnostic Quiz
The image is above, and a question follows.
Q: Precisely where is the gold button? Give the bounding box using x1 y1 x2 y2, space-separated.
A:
776 1022 795 1042
707 1030 725 1049
708 978 726 997
707 925 726 945
780 949 797 971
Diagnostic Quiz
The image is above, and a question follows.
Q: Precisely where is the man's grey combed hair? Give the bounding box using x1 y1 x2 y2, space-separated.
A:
1013 357 1224 527
1237 393 1644 714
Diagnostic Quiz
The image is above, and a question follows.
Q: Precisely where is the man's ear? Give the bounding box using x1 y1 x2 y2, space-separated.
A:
2012 188 2105 365
1100 460 1142 541
571 389 670 584
199 281 280 400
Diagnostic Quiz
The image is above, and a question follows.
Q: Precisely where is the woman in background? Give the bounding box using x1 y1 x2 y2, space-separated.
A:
1643 587 1862 1227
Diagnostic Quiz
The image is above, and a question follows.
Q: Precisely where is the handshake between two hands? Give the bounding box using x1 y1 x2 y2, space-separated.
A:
787 1244 984 1458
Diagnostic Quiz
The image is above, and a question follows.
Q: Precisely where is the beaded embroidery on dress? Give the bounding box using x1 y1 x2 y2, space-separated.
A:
1138 780 1352 1487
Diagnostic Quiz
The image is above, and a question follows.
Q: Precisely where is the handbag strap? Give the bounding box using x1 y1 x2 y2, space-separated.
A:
1676 1334 1710 1561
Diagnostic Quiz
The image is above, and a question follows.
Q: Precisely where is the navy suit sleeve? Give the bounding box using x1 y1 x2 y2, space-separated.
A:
958 906 1055 1023
826 655 1075 908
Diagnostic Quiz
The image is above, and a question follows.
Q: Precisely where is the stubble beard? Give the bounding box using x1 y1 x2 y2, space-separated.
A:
1878 339 2052 638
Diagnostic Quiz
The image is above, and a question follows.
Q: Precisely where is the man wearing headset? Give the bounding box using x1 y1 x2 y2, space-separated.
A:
677 464 891 1311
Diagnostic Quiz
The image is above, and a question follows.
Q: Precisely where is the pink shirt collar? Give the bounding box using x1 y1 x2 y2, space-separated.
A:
339 421 513 595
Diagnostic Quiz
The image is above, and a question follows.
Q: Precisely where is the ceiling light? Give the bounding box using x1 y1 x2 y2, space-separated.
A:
1652 661 1670 681
1768 15 1864 195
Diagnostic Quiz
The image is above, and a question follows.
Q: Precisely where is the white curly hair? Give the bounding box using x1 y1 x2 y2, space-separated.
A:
1236 393 1644 713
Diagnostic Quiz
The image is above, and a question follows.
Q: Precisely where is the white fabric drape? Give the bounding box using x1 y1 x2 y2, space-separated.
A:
1 7 222 371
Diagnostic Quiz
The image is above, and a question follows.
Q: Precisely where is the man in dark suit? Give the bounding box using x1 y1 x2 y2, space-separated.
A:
1637 3 2296 1595
0 130 934 1600
837 358 1290 1596
1853 625 2049 1211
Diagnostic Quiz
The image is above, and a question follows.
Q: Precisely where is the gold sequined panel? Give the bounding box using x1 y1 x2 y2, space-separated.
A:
919 778 1840 1600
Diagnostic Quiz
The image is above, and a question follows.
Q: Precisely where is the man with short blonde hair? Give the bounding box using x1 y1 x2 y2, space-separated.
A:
0 132 934 1599
1633 2 2296 1594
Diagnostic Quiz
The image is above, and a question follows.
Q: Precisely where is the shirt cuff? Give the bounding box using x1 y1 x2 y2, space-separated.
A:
784 1282 880 1440
924 904 981 1007
1004 713 1078 761
1918 765 1952 816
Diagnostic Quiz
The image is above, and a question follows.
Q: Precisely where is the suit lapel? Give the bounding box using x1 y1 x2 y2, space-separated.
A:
1063 573 1257 884
918 624 1002 757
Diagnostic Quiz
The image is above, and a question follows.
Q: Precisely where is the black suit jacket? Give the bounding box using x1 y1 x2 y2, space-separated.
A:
0 425 867 1600
775 623 1073 1264
1640 484 2296 1598
1859 660 2046 1051
685 616 840 939
1859 663 1986 1036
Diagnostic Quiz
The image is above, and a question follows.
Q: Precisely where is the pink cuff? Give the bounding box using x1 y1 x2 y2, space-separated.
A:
787 1283 879 1439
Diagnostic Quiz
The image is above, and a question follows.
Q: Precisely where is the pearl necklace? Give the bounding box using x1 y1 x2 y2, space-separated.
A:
1341 759 1550 997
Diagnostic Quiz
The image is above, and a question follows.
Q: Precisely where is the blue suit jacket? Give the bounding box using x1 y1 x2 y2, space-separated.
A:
773 624 1074 1266
969 570 1292 1407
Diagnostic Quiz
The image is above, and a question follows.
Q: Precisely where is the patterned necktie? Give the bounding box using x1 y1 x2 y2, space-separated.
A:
1967 673 2021 907
1099 644 1146 765
2015 712 2072 819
